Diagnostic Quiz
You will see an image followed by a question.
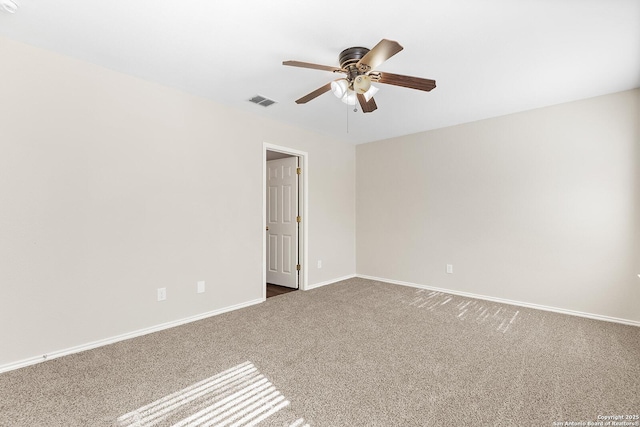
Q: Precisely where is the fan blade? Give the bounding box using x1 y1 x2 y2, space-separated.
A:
357 94 377 113
376 71 436 92
283 60 344 73
356 39 403 72
295 82 332 104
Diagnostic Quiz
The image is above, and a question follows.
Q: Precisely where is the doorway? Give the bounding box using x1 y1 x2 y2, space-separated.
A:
263 143 308 300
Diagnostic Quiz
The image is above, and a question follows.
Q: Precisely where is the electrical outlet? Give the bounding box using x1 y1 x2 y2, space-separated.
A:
317 260 322 269
197 280 205 293
157 287 167 301
446 264 453 274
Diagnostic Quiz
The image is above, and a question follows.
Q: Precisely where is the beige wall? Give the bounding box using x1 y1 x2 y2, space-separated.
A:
357 89 640 323
2 35 637 370
0 37 355 367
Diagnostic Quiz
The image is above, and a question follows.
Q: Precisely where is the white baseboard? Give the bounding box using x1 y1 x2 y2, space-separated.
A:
3 274 357 374
357 274 640 327
6 273 633 374
0 298 264 374
305 274 357 291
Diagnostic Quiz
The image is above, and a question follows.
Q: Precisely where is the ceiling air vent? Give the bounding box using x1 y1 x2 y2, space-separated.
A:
248 95 277 107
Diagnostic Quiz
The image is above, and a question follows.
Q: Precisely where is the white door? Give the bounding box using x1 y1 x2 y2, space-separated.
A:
266 156 299 288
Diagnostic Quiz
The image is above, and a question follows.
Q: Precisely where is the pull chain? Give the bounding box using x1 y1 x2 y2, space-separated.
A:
346 90 349 133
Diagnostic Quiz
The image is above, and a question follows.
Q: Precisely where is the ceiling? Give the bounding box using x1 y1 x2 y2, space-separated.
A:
1 0 638 144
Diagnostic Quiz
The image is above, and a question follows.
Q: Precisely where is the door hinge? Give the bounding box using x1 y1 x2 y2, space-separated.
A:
296 264 301 271
296 216 301 223
296 167 301 175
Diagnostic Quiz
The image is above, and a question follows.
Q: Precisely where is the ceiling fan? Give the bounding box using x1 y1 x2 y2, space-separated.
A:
283 39 436 113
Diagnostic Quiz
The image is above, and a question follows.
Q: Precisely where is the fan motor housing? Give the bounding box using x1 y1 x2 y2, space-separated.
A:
338 47 370 75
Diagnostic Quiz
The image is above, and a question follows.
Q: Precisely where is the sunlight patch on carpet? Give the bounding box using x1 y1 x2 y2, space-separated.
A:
403 289 521 333
117 361 307 427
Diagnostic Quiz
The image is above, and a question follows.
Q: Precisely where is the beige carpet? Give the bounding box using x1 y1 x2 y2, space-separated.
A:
1 278 638 426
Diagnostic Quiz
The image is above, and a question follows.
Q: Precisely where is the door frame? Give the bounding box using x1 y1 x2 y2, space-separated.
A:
263 142 308 300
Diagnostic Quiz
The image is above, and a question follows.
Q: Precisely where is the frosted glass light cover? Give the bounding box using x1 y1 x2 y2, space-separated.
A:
331 79 349 99
353 75 372 94
364 85 379 102
341 89 357 105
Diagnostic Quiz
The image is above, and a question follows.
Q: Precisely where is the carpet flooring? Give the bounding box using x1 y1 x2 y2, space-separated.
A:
1 278 638 426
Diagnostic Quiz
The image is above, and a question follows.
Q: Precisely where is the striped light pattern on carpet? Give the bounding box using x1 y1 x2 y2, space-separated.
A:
117 361 308 427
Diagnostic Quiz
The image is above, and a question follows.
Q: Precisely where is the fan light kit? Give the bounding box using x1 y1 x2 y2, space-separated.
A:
330 76 379 106
1 0 18 13
283 39 436 113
